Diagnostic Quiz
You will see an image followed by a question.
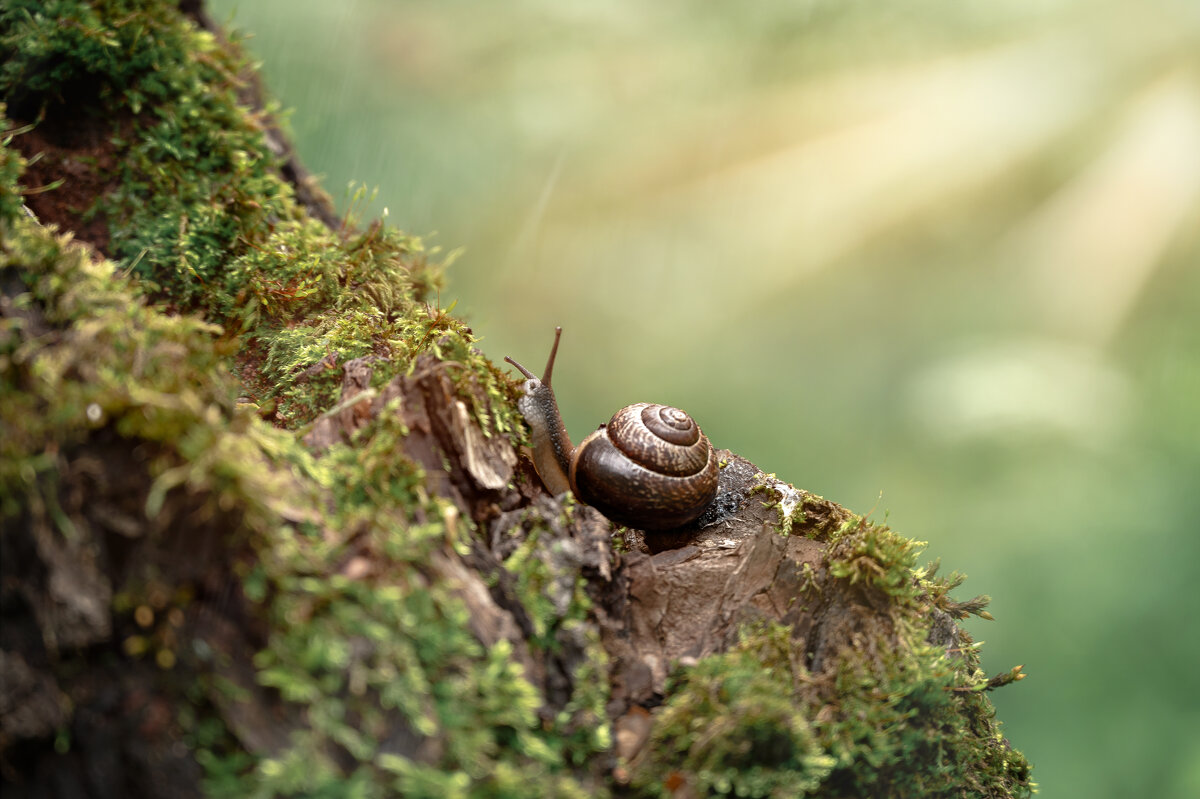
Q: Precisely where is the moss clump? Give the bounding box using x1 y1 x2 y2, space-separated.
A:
229 426 608 796
0 0 586 779
2 0 290 309
827 519 925 603
631 521 1032 798
494 506 613 764
0 125 316 529
0 1 464 432
246 521 564 798
634 623 837 797
2 114 604 794
824 642 1027 798
751 476 859 541
2 10 566 795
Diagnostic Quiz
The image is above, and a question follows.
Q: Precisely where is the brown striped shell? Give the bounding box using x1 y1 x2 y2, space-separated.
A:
569 403 718 530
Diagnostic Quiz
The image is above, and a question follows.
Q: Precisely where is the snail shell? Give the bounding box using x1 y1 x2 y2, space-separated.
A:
505 328 719 531
571 403 718 530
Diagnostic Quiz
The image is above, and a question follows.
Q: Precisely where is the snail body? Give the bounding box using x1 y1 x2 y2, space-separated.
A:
505 328 718 530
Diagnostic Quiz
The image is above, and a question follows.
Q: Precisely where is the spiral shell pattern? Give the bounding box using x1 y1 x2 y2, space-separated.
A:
570 403 718 530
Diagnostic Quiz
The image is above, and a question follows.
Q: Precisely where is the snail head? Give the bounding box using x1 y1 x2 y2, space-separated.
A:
504 326 562 398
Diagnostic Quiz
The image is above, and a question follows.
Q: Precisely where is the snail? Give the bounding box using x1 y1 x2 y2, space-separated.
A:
505 327 719 530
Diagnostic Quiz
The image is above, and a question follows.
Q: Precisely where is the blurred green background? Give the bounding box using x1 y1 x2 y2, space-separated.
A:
208 0 1200 795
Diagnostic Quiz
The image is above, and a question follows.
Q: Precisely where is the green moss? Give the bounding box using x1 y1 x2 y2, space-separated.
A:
828 520 925 604
501 518 572 645
247 522 547 792
634 621 1029 798
748 476 795 536
634 623 837 798
818 606 1031 796
2 1 177 101
556 638 612 766
2 75 594 792
0 166 315 531
234 494 607 797
491 504 613 766
259 299 477 429
749 477 860 542
1 0 525 443
631 520 1032 798
1 1 450 431
3 0 284 305
0 212 597 794
0 120 25 221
